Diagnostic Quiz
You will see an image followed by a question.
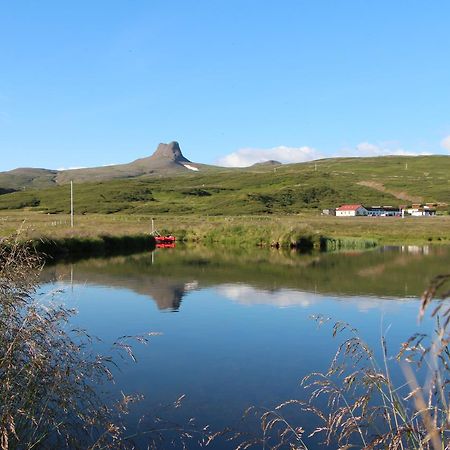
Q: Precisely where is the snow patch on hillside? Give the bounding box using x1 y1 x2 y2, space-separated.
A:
183 164 199 171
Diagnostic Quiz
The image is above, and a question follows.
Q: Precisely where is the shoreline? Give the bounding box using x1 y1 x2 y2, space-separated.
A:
32 234 157 262
1 212 449 260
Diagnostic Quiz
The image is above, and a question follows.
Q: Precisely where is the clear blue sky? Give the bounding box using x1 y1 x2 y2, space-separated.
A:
1 1 450 170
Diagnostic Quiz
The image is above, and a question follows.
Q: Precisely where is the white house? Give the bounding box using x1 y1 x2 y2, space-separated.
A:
406 207 437 217
335 204 369 217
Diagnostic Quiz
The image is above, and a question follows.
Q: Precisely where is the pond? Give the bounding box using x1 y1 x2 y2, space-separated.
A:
40 245 450 449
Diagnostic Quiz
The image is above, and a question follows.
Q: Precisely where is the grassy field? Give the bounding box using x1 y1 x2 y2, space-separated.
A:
2 155 449 248
0 155 449 215
1 210 449 246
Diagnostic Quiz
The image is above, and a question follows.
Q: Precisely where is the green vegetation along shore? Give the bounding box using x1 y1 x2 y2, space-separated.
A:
1 211 449 254
33 233 156 260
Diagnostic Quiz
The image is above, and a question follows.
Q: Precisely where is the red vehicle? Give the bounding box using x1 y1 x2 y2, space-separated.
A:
154 235 176 245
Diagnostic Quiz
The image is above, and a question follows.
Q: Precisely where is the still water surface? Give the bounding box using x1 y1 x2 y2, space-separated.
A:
40 245 449 448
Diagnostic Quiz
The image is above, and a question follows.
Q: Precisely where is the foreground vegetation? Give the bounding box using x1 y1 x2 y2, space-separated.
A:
243 271 450 449
0 235 127 449
0 235 210 449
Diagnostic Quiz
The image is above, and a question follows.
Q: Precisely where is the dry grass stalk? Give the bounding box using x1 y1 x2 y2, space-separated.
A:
0 232 215 449
254 274 450 450
0 233 133 449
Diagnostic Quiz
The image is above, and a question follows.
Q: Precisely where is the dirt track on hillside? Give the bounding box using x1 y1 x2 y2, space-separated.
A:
357 181 423 203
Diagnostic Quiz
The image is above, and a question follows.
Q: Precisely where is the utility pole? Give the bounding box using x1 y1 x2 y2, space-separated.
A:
70 180 74 228
151 218 155 234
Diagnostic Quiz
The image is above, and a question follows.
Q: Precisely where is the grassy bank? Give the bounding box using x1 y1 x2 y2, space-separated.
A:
1 211 449 250
33 234 156 261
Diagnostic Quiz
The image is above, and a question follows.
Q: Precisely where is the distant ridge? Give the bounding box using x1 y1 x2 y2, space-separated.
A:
0 141 211 190
251 160 282 167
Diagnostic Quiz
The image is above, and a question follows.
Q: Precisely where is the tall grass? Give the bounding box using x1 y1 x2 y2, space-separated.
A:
0 234 120 449
0 234 183 449
320 236 378 251
0 233 221 449
236 275 450 449
1 211 450 247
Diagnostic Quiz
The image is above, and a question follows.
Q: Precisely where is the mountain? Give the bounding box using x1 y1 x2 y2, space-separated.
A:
251 160 282 167
0 141 217 191
0 154 449 215
0 168 58 191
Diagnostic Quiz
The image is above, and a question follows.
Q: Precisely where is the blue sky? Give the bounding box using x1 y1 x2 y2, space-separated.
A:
1 1 450 170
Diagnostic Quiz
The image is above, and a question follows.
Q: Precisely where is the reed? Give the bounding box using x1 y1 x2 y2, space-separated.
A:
0 233 177 449
0 233 219 449
236 275 450 449
0 234 120 449
319 236 378 251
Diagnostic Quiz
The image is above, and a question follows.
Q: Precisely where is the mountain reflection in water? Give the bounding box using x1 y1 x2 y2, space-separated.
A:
41 244 450 311
38 245 450 450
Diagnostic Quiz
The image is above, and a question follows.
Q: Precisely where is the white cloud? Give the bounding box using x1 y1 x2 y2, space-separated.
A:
216 141 434 168
214 283 396 311
56 163 118 171
441 136 450 152
347 142 430 157
217 145 322 167
215 284 316 307
56 166 87 171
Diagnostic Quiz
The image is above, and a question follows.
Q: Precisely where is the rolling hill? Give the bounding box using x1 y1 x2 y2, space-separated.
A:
0 148 448 215
0 141 223 191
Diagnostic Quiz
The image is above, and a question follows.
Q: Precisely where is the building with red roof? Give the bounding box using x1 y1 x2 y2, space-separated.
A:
335 204 368 217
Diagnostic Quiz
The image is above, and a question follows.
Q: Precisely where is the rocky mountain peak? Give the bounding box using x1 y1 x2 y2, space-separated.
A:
150 141 190 163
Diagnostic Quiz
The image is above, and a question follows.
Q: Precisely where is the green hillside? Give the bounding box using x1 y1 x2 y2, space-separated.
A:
0 155 448 215
0 168 57 190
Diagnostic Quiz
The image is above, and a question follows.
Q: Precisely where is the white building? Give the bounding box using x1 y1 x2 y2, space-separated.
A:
406 207 437 217
367 206 401 217
335 204 369 217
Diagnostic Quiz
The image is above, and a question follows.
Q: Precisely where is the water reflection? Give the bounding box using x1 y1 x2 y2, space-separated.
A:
214 284 418 312
41 245 450 311
38 245 449 449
